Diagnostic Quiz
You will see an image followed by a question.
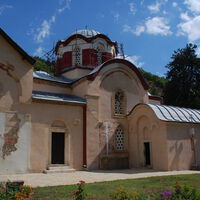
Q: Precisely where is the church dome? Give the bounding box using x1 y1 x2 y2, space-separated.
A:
70 29 101 38
55 29 118 75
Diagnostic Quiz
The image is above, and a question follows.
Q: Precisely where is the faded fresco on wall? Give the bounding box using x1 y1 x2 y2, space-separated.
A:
0 112 31 173
2 112 20 159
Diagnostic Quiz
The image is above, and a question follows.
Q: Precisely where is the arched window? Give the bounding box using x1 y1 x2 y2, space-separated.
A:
115 126 125 150
74 46 81 66
114 90 125 115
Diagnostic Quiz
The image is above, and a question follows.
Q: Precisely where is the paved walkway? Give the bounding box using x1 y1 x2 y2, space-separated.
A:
0 169 200 187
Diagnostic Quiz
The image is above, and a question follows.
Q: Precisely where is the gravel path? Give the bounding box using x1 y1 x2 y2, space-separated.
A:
0 169 199 187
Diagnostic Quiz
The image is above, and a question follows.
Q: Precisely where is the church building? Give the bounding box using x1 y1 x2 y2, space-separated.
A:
0 28 200 174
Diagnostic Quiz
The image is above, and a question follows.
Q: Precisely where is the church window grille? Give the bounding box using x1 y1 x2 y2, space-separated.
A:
114 90 124 115
74 46 81 66
97 47 102 65
115 126 125 150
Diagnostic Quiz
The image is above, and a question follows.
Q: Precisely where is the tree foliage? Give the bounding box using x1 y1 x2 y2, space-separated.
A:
33 56 167 97
139 68 167 96
164 43 200 109
33 56 55 75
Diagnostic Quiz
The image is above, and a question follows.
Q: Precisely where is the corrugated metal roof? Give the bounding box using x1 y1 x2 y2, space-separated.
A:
33 71 76 84
147 104 200 123
32 91 86 104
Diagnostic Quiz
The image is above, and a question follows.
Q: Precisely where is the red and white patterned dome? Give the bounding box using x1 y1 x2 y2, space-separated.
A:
55 29 118 75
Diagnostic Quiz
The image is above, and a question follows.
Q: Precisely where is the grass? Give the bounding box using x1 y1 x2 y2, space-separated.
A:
31 174 200 200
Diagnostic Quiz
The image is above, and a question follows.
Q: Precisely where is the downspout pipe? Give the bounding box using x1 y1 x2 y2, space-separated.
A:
83 104 87 168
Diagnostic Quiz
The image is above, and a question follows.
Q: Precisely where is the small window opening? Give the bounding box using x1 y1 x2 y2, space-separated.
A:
115 126 125 150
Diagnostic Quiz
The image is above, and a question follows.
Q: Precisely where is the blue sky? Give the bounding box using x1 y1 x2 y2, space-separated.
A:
1 0 200 77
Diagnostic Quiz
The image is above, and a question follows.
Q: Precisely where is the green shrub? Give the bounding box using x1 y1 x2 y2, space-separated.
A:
110 186 133 200
110 186 149 200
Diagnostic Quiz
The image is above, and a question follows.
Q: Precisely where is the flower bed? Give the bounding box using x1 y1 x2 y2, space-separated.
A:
0 181 33 200
72 180 200 200
110 182 200 200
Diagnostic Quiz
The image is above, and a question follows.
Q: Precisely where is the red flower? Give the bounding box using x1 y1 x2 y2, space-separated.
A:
1 185 6 192
79 180 85 184
73 190 81 195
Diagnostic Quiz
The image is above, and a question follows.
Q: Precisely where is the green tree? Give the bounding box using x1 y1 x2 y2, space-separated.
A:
164 43 200 109
33 56 55 75
139 68 167 96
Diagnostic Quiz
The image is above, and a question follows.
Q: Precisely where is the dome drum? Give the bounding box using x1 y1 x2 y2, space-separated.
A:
55 29 118 75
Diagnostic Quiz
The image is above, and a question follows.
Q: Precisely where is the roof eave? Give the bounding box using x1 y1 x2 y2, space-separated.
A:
32 97 86 106
86 58 149 90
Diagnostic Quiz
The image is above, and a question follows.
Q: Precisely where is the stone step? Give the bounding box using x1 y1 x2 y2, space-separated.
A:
48 165 70 170
43 166 75 174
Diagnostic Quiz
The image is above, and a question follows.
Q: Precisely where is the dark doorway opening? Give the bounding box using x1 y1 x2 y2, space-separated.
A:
144 142 151 166
52 132 65 164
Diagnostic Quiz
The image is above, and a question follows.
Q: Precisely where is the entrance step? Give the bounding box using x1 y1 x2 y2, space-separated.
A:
43 165 75 174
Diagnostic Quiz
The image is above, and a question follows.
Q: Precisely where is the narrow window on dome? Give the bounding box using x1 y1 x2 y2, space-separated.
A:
96 43 104 65
97 47 102 65
74 46 81 66
114 90 125 115
115 126 125 151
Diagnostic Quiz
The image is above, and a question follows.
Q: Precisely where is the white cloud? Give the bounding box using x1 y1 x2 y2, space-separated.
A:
172 2 178 7
35 20 50 42
126 55 144 68
34 47 44 56
180 12 190 21
123 17 171 36
123 24 145 36
134 25 145 36
58 0 71 13
112 12 120 22
145 17 172 36
163 10 167 15
34 15 56 43
184 0 200 14
141 0 145 6
123 24 133 33
148 0 169 13
129 2 136 15
148 2 161 13
31 0 71 43
178 15 200 42
0 5 13 15
50 15 56 23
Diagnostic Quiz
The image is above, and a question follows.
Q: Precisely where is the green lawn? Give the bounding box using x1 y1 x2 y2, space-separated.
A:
32 174 200 200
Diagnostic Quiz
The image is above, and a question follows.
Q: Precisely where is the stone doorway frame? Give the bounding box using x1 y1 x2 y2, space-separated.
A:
48 126 70 166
